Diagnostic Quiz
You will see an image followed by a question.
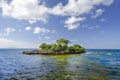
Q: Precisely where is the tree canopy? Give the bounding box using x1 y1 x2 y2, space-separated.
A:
39 38 85 54
56 38 70 46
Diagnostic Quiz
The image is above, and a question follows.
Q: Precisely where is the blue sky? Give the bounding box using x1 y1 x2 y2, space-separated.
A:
0 0 120 49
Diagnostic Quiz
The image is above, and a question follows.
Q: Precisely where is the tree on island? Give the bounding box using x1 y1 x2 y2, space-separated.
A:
39 38 85 54
56 38 70 46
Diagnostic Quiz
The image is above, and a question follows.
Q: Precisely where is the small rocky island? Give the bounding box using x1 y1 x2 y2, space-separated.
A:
23 38 85 55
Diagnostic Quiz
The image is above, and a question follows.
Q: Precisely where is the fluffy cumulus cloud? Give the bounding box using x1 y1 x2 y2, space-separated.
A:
4 27 16 35
33 27 50 34
0 0 49 23
25 26 32 31
0 0 114 29
65 16 86 30
0 38 38 48
92 9 104 18
0 27 16 36
51 0 113 16
24 26 55 35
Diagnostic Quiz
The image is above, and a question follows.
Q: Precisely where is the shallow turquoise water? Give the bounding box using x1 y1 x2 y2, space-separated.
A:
0 49 120 80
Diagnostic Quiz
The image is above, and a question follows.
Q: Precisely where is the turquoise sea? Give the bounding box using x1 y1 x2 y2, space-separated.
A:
0 49 120 80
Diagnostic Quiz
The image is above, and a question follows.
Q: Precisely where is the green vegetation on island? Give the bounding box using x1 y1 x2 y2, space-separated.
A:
39 38 85 54
23 38 85 55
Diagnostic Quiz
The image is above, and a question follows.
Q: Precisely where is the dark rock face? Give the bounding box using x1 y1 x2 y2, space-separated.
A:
23 50 59 55
22 50 85 55
23 50 52 55
23 50 40 54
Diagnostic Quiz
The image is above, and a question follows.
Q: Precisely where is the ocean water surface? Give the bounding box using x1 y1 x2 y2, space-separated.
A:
0 49 120 80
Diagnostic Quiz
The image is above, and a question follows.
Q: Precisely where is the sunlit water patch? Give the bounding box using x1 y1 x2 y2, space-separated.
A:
0 49 120 80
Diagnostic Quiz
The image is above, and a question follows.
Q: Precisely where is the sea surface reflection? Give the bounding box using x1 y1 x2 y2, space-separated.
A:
0 49 120 80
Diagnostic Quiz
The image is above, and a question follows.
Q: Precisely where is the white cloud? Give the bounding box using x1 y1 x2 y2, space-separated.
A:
49 0 113 30
24 26 55 35
102 0 114 6
29 20 37 24
33 27 50 34
92 9 104 18
64 16 86 30
0 0 49 23
4 27 16 35
0 0 114 29
25 26 32 31
51 0 93 16
51 0 113 16
25 26 55 34
0 38 38 48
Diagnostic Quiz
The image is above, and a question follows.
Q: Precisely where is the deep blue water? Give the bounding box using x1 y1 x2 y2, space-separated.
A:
0 49 120 80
